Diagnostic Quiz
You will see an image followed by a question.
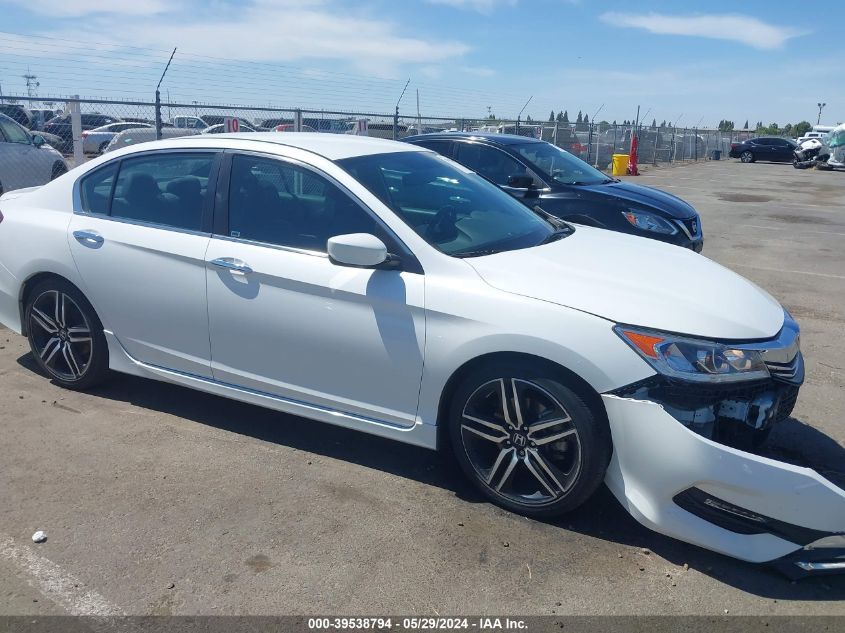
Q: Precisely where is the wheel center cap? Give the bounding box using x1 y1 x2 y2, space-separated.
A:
511 433 527 448
58 329 68 341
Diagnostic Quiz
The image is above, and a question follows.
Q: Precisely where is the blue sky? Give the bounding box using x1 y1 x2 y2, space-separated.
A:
0 0 841 126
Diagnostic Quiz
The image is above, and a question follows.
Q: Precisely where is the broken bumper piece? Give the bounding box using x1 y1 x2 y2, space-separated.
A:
602 394 845 566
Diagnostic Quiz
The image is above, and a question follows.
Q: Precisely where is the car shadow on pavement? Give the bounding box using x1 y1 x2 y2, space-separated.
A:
18 354 845 601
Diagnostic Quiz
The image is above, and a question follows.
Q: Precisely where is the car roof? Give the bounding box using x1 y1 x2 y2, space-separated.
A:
404 132 543 146
146 132 429 160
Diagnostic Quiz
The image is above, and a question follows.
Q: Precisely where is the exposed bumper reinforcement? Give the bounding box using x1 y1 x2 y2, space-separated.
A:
602 394 845 564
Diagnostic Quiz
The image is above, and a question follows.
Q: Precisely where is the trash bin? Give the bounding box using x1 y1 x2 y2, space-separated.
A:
611 154 629 176
711 149 721 160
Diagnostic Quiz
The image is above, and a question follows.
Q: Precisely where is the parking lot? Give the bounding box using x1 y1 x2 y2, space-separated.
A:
0 159 843 616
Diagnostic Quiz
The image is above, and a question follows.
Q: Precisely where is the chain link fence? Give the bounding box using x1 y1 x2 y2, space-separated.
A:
1 94 790 186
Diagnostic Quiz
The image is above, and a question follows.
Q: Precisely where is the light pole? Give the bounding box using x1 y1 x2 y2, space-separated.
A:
817 102 826 125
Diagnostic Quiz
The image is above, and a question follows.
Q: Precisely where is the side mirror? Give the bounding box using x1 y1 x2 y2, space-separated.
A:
32 134 46 148
327 233 395 269
506 174 534 189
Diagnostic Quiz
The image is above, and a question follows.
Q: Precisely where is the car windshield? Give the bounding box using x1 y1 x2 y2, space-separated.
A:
338 151 555 257
511 142 611 185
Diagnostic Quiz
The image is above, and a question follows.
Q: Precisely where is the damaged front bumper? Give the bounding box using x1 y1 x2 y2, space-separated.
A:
602 393 845 567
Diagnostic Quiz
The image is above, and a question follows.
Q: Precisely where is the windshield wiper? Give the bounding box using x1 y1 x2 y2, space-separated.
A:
452 248 504 258
539 227 573 245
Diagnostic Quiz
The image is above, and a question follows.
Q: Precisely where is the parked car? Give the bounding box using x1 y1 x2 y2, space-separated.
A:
0 133 838 572
729 137 797 163
201 123 257 134
273 124 317 133
43 113 122 154
104 127 200 152
0 113 67 195
170 116 209 130
28 108 60 131
820 123 845 169
83 122 152 154
404 133 703 251
357 122 407 139
0 104 33 128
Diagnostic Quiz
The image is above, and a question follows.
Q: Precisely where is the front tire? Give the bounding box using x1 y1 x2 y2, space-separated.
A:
740 151 755 163
448 361 611 518
25 278 109 390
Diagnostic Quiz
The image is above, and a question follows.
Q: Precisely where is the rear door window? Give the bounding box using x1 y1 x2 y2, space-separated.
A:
455 142 532 186
110 153 215 231
80 163 119 215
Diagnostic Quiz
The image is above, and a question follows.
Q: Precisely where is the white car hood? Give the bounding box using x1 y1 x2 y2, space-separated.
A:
466 225 785 340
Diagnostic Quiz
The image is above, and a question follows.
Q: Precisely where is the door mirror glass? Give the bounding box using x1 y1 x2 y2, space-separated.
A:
506 174 534 189
32 134 46 148
327 233 388 268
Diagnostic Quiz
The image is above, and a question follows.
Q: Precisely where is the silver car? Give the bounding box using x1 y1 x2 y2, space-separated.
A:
83 122 152 155
104 126 200 153
0 114 67 195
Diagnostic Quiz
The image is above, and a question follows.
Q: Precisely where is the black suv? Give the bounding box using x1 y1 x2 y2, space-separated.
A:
404 133 703 251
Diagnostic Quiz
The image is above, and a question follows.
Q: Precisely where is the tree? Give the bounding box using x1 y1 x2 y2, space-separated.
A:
743 120 749 130
651 118 657 128
660 119 666 128
794 121 812 137
526 114 532 122
562 110 569 123
612 119 617 125
576 111 583 124
549 110 555 122
583 113 589 124
782 123 793 135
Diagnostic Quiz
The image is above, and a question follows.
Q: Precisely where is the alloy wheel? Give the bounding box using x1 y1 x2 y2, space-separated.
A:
741 151 753 163
460 378 582 506
29 290 93 381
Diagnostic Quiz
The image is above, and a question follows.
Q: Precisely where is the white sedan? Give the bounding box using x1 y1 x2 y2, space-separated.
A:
82 122 153 155
0 134 842 575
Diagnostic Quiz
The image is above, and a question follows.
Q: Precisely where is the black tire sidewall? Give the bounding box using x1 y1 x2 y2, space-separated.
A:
25 278 109 390
447 360 611 518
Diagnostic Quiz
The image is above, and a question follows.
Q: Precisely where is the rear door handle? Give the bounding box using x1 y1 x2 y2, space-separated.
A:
210 257 253 274
73 230 104 248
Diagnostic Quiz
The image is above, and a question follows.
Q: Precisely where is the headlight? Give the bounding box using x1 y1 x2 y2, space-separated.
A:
621 209 678 235
614 326 769 383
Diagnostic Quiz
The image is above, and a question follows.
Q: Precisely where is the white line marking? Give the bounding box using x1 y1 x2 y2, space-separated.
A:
0 535 124 615
724 263 845 280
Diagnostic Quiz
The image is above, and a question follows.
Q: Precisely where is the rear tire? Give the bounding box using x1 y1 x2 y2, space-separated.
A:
448 360 611 518
25 278 109 390
740 151 755 163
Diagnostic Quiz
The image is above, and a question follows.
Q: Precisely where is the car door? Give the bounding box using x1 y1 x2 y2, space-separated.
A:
68 150 220 377
454 141 544 199
204 151 425 428
0 116 46 189
773 139 794 161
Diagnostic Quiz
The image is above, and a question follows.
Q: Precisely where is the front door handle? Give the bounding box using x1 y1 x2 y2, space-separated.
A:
73 230 104 248
210 257 253 274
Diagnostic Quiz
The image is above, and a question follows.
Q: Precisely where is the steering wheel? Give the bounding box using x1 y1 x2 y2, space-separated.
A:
425 205 459 243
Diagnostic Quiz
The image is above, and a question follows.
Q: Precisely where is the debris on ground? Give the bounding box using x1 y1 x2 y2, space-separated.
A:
31 531 47 543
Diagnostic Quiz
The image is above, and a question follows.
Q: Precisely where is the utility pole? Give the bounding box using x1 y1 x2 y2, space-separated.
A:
394 78 410 140
517 95 533 135
817 102 826 125
22 70 39 98
416 89 421 135
155 47 177 140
